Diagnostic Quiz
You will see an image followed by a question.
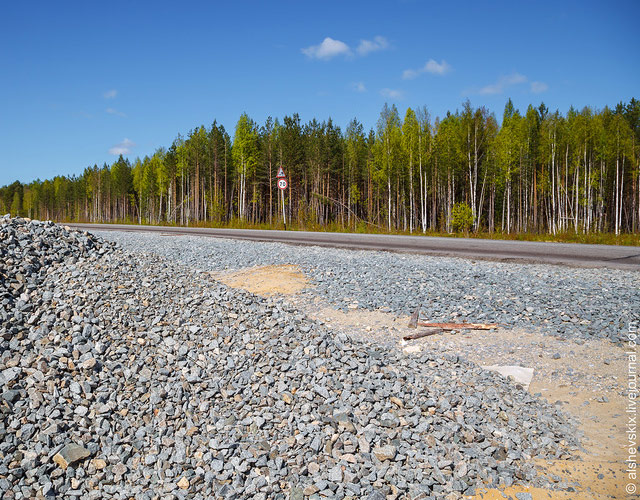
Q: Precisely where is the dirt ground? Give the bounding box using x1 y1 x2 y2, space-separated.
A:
214 265 634 499
213 265 310 296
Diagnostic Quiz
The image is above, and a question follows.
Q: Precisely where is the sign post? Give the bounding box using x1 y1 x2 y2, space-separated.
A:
277 167 287 229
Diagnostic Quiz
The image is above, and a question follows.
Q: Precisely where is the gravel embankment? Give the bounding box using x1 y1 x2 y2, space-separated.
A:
1 218 581 499
95 231 639 342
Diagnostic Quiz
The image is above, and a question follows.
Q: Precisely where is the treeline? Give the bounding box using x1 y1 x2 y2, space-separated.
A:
2 98 639 235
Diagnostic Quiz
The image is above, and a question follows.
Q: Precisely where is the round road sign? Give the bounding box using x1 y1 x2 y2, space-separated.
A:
278 178 288 190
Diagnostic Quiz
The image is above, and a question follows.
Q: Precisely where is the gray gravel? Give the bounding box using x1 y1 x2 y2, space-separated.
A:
94 231 638 342
1 218 582 499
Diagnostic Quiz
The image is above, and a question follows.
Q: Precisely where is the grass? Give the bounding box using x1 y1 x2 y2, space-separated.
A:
64 218 640 246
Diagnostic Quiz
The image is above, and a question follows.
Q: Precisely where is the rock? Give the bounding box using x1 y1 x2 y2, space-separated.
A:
358 436 370 454
328 465 343 482
403 345 422 354
367 490 386 500
482 365 535 391
372 445 397 461
303 484 319 496
177 477 190 489
515 493 533 500
333 412 355 432
112 463 127 476
0 367 21 386
53 443 91 469
289 486 304 500
42 481 55 497
91 459 107 469
2 389 20 403
82 357 97 369
390 396 404 408
379 413 399 428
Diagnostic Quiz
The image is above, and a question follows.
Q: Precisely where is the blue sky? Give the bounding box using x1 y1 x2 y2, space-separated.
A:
1 0 638 186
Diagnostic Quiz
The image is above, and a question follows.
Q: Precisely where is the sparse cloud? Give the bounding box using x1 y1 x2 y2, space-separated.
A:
356 36 389 56
103 89 117 99
302 35 389 60
531 81 549 93
108 138 135 156
380 88 403 100
106 107 126 117
402 59 451 79
477 72 527 95
302 37 351 60
352 82 367 92
402 68 420 80
424 59 451 75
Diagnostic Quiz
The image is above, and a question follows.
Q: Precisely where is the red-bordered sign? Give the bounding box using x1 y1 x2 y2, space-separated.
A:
276 166 286 178
278 178 288 190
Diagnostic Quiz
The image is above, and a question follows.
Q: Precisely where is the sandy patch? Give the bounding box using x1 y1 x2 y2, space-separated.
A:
213 265 310 296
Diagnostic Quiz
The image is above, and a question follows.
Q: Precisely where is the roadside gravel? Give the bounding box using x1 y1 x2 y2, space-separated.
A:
95 231 638 342
1 218 581 499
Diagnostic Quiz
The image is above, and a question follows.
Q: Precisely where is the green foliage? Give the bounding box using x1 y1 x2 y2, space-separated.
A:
10 191 21 217
451 202 474 233
2 98 639 236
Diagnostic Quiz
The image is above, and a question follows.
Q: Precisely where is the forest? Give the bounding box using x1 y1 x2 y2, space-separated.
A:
1 98 639 236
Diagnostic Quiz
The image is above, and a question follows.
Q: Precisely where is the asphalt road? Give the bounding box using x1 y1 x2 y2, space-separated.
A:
66 223 640 271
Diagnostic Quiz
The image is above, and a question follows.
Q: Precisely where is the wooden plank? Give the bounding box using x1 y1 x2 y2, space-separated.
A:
402 329 442 340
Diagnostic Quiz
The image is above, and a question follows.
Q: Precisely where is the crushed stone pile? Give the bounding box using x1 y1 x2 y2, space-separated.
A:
95 231 638 341
0 216 112 334
1 219 580 499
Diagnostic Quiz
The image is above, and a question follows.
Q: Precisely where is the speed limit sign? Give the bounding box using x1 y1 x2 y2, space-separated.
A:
278 178 288 190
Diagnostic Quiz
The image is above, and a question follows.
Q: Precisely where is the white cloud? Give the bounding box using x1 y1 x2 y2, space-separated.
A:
352 81 366 92
478 72 527 95
424 59 451 75
108 138 135 156
402 68 419 80
531 81 549 93
356 36 389 56
380 88 403 99
103 89 117 99
106 107 126 117
302 37 351 60
402 59 451 79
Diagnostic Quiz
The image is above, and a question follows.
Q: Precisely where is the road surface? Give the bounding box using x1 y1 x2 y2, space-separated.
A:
66 223 640 271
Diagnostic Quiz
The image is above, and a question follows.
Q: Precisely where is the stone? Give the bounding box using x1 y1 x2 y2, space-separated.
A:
177 477 190 489
112 463 127 476
481 365 535 391
53 443 91 469
358 436 370 454
289 487 304 500
328 465 343 482
367 490 386 500
390 396 404 408
515 493 533 500
372 445 397 461
91 459 107 469
379 413 399 428
303 484 319 496
82 358 97 369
